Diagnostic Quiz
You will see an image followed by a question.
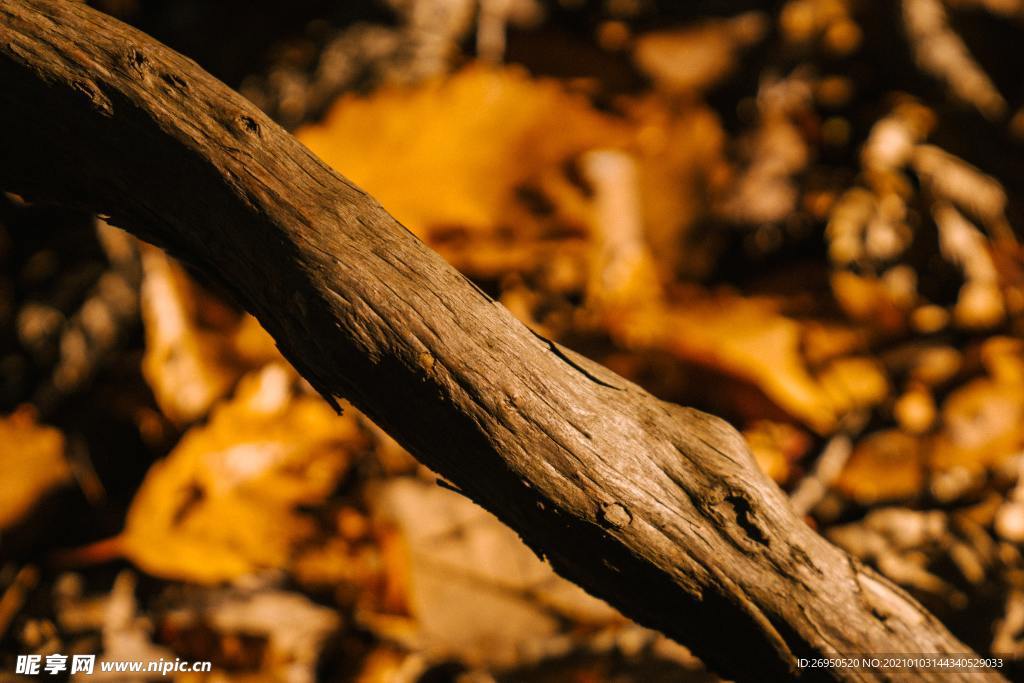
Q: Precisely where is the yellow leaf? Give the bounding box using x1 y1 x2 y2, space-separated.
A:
298 66 723 284
930 379 1024 473
929 338 1024 473
0 408 70 530
743 420 811 483
609 291 841 432
836 429 924 504
831 270 914 332
298 65 628 239
122 364 367 583
633 13 767 94
816 356 889 414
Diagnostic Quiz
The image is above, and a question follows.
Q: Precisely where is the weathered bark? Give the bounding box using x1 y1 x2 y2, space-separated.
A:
0 2 1000 680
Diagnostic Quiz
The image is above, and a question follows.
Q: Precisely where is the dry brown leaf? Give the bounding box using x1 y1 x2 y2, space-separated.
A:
161 580 341 683
0 407 70 530
581 149 663 311
364 478 622 669
122 364 367 583
140 246 237 424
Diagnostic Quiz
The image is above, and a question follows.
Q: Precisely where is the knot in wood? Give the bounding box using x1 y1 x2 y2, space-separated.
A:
123 47 149 75
598 502 632 529
160 72 189 92
237 114 261 137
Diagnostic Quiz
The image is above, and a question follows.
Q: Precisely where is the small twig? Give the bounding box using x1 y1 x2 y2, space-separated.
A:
789 432 854 517
65 434 106 507
993 589 1024 658
0 565 39 640
789 413 867 517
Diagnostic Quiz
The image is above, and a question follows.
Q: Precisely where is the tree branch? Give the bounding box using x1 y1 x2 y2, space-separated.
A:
0 1 996 680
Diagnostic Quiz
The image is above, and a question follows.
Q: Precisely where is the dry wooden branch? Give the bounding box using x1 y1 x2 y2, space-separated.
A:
0 2 998 680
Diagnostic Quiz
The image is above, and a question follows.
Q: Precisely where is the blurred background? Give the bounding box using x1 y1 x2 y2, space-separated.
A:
3 0 1024 680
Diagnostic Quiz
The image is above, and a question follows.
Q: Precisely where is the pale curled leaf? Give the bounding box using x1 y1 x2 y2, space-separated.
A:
139 246 279 425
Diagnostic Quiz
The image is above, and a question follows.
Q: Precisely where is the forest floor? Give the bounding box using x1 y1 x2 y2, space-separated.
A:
4 1 1024 681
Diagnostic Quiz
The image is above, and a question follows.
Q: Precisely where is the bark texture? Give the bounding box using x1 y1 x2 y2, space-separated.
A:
0 1 1000 680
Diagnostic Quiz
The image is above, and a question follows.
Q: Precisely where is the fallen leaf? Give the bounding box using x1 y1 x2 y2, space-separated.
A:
831 270 914 332
161 579 340 683
365 478 622 668
139 246 279 424
743 420 811 483
930 379 1024 473
122 364 367 583
298 66 723 285
0 407 70 530
836 429 924 504
298 65 627 245
634 13 768 94
816 356 889 415
608 291 843 432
